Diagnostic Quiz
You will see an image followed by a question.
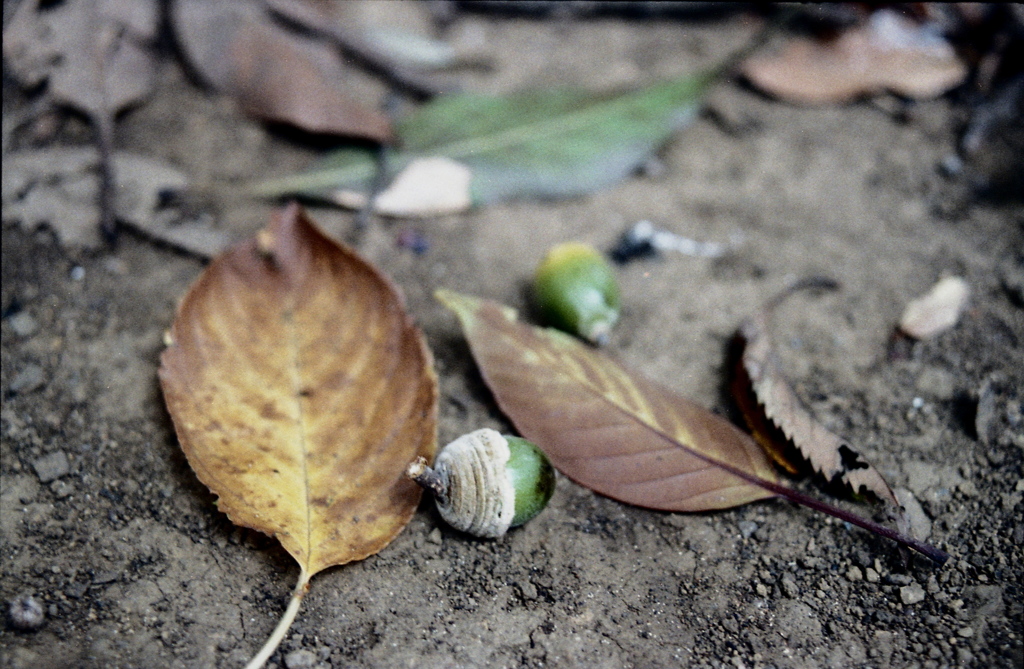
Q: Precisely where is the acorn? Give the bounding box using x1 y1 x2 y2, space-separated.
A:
407 428 555 538
533 242 620 345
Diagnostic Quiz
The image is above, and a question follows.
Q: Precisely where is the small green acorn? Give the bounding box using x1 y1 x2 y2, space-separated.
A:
533 242 621 345
407 428 555 538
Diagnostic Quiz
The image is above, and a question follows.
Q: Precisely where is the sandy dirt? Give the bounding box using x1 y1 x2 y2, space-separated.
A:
2 5 1023 669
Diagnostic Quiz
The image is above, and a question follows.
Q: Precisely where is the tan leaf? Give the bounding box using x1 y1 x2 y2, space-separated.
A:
899 276 970 339
159 203 436 578
437 289 779 511
737 281 902 514
173 0 392 142
741 10 967 105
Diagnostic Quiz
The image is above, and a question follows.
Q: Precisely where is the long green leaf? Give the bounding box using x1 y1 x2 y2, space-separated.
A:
249 68 718 206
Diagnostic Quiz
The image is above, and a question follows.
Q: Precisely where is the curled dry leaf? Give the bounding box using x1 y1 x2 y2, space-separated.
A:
736 280 904 519
899 276 970 339
159 203 436 665
741 9 967 104
173 0 392 142
437 290 779 511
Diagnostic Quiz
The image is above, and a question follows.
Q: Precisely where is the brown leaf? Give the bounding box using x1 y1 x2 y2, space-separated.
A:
437 290 779 511
159 203 436 577
741 9 967 105
737 281 902 514
173 0 393 142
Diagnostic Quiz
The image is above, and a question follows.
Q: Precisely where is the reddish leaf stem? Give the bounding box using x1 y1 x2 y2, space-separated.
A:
698 452 949 564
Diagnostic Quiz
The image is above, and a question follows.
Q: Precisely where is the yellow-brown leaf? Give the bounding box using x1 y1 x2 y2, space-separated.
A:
159 203 436 576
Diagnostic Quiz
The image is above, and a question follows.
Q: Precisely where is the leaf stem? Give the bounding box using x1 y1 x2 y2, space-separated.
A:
244 568 310 669
709 457 949 565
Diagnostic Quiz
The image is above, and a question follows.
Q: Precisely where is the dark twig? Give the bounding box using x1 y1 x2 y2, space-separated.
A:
94 113 118 244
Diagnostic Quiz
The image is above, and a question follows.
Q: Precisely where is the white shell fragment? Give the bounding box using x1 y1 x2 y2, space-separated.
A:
330 156 473 218
432 428 516 538
899 276 970 339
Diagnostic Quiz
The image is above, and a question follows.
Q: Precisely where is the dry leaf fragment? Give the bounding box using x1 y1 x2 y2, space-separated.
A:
437 289 779 511
4 0 160 240
173 0 392 142
2 147 229 257
737 280 903 516
741 9 968 104
159 203 436 665
899 276 970 339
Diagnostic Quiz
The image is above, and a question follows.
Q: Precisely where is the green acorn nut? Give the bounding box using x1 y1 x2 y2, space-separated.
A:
534 242 621 345
407 428 555 538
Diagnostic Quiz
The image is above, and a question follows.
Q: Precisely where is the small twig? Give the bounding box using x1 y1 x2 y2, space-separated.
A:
94 113 118 244
407 457 448 505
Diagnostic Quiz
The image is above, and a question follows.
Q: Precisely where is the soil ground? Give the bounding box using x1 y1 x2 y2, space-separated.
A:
2 5 1023 669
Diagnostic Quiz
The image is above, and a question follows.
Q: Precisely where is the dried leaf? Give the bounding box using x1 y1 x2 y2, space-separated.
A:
2 147 229 257
899 276 970 339
173 0 392 142
4 0 160 240
741 9 967 104
437 289 778 511
159 203 436 578
3 0 157 117
250 66 719 215
737 281 902 514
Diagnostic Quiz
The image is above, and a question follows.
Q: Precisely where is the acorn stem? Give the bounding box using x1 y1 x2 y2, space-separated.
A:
407 457 448 504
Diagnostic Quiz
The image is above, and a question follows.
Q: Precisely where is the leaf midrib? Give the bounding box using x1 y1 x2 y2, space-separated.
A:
285 309 313 569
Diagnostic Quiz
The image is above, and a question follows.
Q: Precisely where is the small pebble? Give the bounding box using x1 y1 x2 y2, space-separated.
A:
738 520 759 539
846 566 864 582
865 568 880 583
780 575 799 598
7 595 45 631
50 480 74 499
900 583 926 605
70 266 86 281
957 627 974 638
8 312 38 338
32 451 70 483
885 573 913 586
10 365 45 394
284 649 317 669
